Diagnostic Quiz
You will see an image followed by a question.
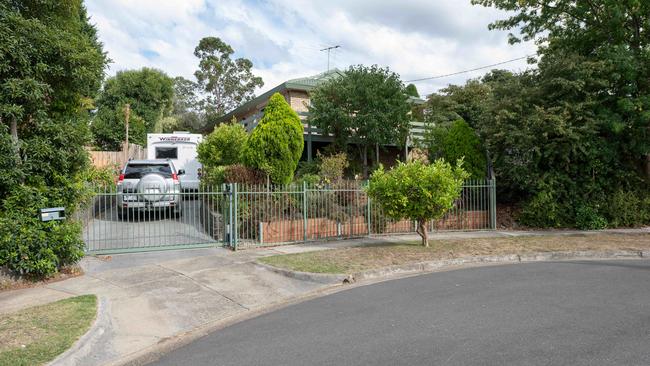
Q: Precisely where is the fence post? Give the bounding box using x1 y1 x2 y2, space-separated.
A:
233 183 238 250
303 181 308 242
366 188 371 236
490 178 497 230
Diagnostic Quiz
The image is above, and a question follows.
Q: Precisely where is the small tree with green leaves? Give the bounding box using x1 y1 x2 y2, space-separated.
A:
244 93 304 184
367 160 468 247
197 118 248 168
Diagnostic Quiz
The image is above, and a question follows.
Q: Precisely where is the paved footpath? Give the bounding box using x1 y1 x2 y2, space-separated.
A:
0 228 648 365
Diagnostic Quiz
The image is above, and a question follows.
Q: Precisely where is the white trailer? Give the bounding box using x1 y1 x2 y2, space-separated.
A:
147 132 203 191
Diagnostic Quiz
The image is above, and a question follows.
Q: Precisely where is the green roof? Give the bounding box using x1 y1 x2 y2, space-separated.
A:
206 68 426 133
207 69 345 131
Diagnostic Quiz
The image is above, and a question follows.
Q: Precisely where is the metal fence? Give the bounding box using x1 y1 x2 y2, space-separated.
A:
78 179 496 254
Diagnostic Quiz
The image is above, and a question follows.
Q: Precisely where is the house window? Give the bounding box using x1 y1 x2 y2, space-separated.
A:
155 147 178 159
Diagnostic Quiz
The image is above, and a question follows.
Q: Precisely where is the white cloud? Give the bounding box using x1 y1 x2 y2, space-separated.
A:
86 0 536 96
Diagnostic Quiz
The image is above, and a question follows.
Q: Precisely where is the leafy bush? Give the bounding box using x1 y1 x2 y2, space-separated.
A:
605 190 650 227
517 187 565 228
244 93 304 184
574 205 608 230
223 164 266 185
425 119 486 179
0 186 84 278
197 120 248 168
318 152 349 183
200 165 226 188
367 159 468 246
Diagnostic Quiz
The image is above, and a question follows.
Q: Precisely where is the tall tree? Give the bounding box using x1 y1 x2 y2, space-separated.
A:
309 65 411 177
194 37 264 121
91 67 174 149
0 0 107 277
244 93 304 185
171 76 204 132
0 0 106 196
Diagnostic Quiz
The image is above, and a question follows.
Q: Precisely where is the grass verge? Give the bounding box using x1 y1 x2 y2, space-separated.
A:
0 295 97 366
259 233 650 274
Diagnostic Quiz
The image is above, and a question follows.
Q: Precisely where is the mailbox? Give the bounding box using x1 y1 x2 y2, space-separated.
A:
40 207 66 222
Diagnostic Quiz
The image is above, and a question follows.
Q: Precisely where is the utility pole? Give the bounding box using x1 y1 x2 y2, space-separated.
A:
320 45 340 72
124 103 130 162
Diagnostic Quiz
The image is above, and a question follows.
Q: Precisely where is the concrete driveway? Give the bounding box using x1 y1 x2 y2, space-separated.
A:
150 260 650 366
83 199 217 252
0 247 328 366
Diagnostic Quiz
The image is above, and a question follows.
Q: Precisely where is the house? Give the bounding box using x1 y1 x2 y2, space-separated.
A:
206 69 428 164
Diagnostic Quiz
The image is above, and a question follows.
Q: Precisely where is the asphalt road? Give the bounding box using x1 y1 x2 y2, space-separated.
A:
150 260 650 366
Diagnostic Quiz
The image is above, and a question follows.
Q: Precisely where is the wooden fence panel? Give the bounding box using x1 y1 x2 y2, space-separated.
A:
88 143 147 168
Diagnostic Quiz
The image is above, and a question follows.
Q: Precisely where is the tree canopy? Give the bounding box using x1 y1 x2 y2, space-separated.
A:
0 0 107 277
367 160 468 247
419 0 650 228
194 37 264 121
308 65 411 177
91 68 174 149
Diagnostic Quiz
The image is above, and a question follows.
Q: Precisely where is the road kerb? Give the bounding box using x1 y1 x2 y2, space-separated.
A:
258 250 646 284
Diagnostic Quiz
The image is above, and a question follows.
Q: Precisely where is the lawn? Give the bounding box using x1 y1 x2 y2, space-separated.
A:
0 295 97 366
259 233 650 274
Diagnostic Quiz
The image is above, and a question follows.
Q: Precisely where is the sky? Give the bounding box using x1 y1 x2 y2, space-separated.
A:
85 0 537 97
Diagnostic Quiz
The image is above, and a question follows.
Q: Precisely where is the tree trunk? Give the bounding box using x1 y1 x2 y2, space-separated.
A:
9 118 21 165
417 219 429 247
362 145 368 178
375 143 379 167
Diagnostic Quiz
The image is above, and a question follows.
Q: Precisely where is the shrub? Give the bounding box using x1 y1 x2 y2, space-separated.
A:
574 205 608 230
425 119 486 179
244 93 304 184
318 152 349 183
605 189 650 227
518 189 564 228
200 165 226 188
367 159 468 246
197 120 248 168
0 186 84 278
223 164 266 185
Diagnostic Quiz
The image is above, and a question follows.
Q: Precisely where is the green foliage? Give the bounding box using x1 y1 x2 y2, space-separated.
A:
605 190 650 228
309 65 411 176
91 104 146 149
574 205 608 231
244 93 304 184
318 152 349 183
405 83 420 98
0 185 85 278
194 37 264 118
171 76 204 132
464 0 650 228
367 160 468 246
223 164 266 185
197 121 248 168
425 119 486 179
91 68 174 150
200 165 226 188
0 1 106 278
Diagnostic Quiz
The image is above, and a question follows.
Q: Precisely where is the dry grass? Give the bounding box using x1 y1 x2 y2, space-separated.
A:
259 233 650 274
0 295 96 366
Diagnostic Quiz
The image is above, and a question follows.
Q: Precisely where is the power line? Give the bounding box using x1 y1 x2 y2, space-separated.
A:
405 55 532 83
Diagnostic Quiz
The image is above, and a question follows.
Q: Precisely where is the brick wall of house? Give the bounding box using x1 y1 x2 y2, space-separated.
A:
288 90 310 113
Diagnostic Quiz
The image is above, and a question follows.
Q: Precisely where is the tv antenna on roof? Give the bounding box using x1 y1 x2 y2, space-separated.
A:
320 45 340 72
